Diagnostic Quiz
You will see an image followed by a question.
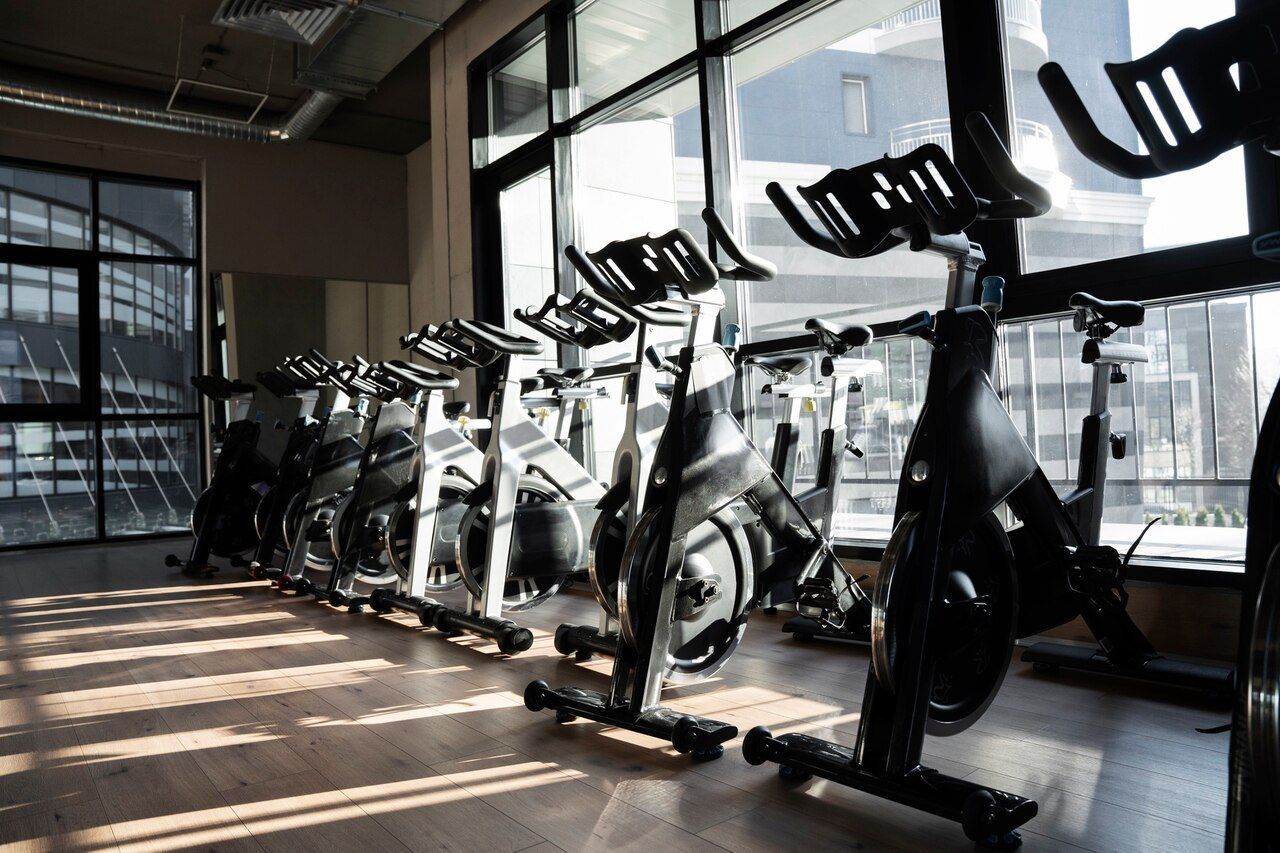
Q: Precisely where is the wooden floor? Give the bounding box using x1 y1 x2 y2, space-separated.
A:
0 540 1234 852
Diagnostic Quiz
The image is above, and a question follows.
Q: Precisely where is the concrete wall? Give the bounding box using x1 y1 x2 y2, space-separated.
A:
404 0 546 400
0 104 409 283
225 273 408 380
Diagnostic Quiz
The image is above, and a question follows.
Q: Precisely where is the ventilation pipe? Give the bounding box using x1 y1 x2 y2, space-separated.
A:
0 0 446 143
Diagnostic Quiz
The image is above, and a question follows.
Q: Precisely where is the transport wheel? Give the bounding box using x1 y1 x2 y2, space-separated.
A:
617 507 752 683
281 491 337 572
386 474 471 591
1248 544 1280 814
456 475 564 611
872 511 1017 736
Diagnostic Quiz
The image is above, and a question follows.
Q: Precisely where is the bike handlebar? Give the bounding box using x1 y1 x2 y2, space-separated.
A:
1037 63 1164 179
565 244 691 327
965 112 1054 218
701 208 777 282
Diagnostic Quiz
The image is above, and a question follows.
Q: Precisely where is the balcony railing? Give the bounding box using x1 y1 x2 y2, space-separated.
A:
888 117 1057 173
879 0 1042 33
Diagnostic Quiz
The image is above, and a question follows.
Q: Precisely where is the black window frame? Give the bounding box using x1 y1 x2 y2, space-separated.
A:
0 154 204 552
466 0 1270 586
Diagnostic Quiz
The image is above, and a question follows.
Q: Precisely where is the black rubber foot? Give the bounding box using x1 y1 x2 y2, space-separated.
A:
164 554 183 568
692 744 724 762
741 726 771 766
524 680 549 712
555 709 576 724
963 790 1024 849
498 627 535 655
575 649 593 662
553 624 572 656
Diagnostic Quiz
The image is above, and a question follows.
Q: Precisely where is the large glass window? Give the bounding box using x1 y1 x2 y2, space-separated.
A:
471 0 1273 568
572 0 696 110
732 0 954 342
489 38 549 164
0 160 200 549
994 286 1280 563
1003 0 1247 272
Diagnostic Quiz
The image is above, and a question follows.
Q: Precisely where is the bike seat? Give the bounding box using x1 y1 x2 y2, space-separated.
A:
806 317 874 354
1070 292 1145 328
443 401 470 420
745 354 812 380
538 366 595 386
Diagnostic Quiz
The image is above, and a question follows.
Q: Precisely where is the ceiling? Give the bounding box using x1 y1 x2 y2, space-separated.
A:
0 0 435 153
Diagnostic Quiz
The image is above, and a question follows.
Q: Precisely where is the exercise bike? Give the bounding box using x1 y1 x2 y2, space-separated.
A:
525 209 877 758
740 111 1226 846
166 359 320 577
251 354 382 587
246 353 360 579
415 307 633 655
300 355 459 609
362 326 498 619
1026 7 1280 845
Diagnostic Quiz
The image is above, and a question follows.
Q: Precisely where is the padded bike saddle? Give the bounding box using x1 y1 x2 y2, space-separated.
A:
745 354 812 381
1070 292 1145 328
806 317 874 354
443 401 471 420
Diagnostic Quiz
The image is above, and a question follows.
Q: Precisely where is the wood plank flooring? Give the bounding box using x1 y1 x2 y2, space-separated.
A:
0 540 1233 851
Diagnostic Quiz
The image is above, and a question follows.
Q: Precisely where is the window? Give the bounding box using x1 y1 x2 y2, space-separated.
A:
572 0 695 110
0 161 201 549
842 77 869 134
1003 0 1247 272
470 0 1273 569
488 37 549 164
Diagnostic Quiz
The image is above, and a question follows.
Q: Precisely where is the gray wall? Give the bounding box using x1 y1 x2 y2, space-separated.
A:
0 103 410 283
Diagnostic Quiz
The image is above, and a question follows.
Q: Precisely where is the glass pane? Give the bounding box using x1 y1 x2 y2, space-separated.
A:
99 262 197 415
994 285 1280 564
98 181 196 258
573 75 704 476
0 164 91 248
732 0 953 343
727 0 788 28
0 421 96 547
573 0 695 111
102 419 199 536
489 37 548 163
0 265 81 406
499 168 558 377
1005 0 1246 272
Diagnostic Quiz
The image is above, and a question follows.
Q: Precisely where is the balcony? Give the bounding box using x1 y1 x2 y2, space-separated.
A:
874 0 1047 70
889 117 1057 172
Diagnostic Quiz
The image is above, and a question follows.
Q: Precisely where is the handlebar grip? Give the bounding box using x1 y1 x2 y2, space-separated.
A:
379 359 459 391
980 276 1006 312
702 208 777 282
764 182 847 257
964 112 1054 219
308 348 337 370
1037 63 1164 180
449 318 544 356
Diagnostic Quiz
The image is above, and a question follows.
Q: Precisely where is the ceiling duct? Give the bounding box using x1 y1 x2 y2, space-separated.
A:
1 0 446 143
212 0 348 45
